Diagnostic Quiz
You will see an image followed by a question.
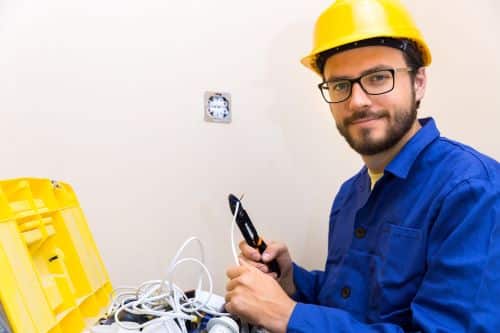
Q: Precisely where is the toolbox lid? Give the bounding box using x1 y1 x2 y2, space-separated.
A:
0 178 112 333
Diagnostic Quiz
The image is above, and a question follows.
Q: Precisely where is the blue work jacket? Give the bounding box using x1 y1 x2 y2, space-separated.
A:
288 118 500 332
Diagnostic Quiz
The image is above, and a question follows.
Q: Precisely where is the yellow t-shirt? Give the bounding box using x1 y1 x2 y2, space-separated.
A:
367 169 384 190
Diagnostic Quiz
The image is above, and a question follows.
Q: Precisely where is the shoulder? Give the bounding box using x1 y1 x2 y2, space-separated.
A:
422 136 499 186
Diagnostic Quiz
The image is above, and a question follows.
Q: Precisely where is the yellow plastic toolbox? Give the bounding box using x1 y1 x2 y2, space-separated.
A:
0 178 112 333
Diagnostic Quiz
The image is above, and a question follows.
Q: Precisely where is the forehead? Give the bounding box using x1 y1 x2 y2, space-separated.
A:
323 46 406 79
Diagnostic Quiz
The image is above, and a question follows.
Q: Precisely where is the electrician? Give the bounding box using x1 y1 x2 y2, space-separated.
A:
225 0 500 332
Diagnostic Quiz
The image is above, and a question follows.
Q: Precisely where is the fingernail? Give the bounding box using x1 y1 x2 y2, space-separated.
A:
262 253 270 261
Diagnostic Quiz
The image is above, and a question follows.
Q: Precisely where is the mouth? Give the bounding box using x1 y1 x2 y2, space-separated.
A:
349 115 385 126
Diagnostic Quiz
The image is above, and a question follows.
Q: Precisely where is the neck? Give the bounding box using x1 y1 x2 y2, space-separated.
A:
362 120 421 173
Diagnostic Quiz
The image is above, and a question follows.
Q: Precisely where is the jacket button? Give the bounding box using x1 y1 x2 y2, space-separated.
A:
355 227 366 239
341 286 351 299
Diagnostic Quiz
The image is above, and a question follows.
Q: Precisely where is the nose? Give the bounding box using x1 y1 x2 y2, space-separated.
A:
348 82 372 110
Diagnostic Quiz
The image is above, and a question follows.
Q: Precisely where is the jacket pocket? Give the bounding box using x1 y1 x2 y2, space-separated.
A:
373 223 425 320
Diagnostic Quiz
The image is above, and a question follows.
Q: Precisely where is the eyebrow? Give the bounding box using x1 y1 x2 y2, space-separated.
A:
325 65 393 82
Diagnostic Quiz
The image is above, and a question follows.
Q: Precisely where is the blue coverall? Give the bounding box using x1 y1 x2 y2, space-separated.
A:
288 118 500 332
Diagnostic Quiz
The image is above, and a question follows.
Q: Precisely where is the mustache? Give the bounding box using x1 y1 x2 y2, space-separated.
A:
343 110 389 126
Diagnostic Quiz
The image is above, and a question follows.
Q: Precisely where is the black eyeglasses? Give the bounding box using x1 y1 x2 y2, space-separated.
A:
318 67 413 103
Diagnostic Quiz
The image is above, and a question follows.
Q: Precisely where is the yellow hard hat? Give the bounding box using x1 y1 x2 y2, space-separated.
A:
301 0 432 75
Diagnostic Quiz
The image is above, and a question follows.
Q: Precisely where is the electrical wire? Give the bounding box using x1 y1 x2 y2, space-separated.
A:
231 201 241 265
100 237 230 332
92 200 246 332
230 199 251 333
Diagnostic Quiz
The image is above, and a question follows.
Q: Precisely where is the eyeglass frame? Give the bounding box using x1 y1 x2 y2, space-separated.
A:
317 67 414 104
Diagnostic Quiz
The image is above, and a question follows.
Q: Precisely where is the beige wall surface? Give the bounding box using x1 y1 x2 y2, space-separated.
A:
0 0 498 294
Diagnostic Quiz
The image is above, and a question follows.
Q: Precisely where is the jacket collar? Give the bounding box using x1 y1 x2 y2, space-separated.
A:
384 117 440 179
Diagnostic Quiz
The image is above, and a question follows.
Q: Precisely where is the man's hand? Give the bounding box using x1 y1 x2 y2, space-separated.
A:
238 240 296 295
225 260 297 333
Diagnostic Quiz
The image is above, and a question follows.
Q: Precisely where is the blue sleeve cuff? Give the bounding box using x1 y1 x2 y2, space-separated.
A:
287 302 312 332
287 302 342 332
291 263 323 303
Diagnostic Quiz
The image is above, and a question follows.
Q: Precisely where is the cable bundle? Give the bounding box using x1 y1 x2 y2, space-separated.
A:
97 237 231 333
90 197 250 333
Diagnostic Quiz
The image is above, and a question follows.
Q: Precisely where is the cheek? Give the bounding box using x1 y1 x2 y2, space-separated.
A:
377 89 411 114
391 81 414 104
329 106 344 124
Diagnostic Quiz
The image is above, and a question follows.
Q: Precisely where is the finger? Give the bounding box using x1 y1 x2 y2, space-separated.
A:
238 257 250 267
237 254 252 265
240 259 269 280
238 259 261 275
226 265 245 279
256 262 270 273
239 240 261 261
224 290 234 304
224 299 236 315
226 275 248 292
238 254 266 270
239 254 271 273
226 278 236 292
224 300 233 313
224 292 245 317
261 241 284 263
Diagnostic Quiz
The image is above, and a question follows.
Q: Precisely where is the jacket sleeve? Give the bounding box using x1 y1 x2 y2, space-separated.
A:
290 263 325 304
287 178 500 332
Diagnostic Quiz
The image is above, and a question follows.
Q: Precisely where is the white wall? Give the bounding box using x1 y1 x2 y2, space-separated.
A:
0 0 498 294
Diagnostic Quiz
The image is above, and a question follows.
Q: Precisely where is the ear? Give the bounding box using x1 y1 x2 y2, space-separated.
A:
414 67 427 103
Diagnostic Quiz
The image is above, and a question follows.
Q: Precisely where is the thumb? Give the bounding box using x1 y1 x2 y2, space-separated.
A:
238 257 250 267
262 244 281 263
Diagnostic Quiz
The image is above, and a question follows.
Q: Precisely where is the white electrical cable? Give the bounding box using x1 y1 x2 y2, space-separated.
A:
92 204 246 333
230 199 252 333
102 237 232 333
167 237 206 283
230 201 241 265
170 257 213 313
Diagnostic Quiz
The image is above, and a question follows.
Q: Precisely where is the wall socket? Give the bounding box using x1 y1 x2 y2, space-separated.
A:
204 91 232 123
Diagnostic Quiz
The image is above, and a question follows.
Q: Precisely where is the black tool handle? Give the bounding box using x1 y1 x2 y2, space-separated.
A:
256 241 281 278
228 194 281 278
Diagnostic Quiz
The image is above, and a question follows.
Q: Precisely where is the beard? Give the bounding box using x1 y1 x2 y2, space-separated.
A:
336 94 418 156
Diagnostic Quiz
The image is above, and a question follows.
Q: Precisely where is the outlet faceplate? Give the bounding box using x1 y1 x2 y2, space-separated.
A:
204 91 231 123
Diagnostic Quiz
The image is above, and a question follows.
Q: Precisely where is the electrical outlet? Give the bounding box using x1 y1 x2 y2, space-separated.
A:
204 91 231 123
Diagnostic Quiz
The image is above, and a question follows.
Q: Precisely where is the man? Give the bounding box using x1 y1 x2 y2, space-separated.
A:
225 0 500 332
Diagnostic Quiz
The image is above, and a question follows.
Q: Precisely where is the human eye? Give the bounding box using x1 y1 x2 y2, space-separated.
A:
365 71 392 85
330 81 350 92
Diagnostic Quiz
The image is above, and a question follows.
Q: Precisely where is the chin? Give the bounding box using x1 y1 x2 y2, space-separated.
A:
352 127 385 142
